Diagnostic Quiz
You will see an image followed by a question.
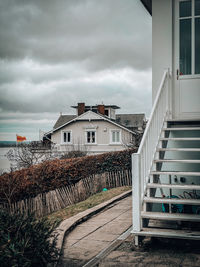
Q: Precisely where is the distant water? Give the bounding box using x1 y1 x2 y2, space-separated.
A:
0 147 12 173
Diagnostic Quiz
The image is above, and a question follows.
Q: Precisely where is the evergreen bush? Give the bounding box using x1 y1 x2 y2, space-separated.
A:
0 209 59 267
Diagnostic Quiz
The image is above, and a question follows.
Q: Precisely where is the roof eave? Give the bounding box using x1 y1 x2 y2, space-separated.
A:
51 110 137 136
140 0 152 15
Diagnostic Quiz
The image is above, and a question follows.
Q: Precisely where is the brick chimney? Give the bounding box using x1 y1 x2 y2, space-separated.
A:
78 103 85 116
97 104 105 115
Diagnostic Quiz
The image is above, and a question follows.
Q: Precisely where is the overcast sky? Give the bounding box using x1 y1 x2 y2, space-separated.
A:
0 0 152 141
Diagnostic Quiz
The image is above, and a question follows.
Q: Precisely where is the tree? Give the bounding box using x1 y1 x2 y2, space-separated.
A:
59 138 88 159
6 142 57 170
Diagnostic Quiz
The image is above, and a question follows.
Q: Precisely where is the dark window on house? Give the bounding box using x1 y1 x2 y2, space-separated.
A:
63 131 71 143
105 109 109 116
195 18 200 73
195 0 200 15
125 120 130 126
87 131 96 143
180 18 192 75
180 0 191 17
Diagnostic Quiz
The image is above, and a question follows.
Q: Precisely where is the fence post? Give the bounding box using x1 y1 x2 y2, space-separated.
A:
132 153 141 232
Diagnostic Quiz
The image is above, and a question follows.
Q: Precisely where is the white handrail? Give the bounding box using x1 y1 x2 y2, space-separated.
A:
132 69 171 233
138 70 168 154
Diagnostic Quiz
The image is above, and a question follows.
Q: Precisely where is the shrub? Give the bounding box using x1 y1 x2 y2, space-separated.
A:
0 209 59 267
0 148 137 203
60 150 87 159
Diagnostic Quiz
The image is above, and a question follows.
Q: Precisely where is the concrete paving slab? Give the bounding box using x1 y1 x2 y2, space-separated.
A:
58 194 132 266
88 217 111 223
96 210 124 219
78 220 109 228
64 239 110 259
65 224 99 240
52 189 132 263
83 229 119 242
62 238 80 247
101 221 131 235
62 246 97 261
113 211 132 222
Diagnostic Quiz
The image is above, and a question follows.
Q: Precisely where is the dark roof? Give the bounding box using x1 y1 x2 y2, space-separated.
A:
116 114 145 128
53 115 76 129
71 105 120 109
140 0 152 15
51 112 138 135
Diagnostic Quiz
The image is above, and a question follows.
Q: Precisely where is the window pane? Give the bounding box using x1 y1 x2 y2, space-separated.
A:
180 1 191 17
92 131 95 143
112 132 115 142
195 18 200 74
116 132 120 142
180 19 192 75
195 0 200 15
64 132 66 142
87 132 90 143
67 132 71 142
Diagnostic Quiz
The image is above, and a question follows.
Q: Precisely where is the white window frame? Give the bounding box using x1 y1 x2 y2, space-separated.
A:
61 130 72 144
85 130 97 144
110 129 121 144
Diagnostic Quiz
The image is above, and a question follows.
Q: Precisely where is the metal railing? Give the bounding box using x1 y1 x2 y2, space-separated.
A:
132 69 171 232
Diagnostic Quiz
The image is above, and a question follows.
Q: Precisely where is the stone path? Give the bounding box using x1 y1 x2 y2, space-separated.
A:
58 196 132 266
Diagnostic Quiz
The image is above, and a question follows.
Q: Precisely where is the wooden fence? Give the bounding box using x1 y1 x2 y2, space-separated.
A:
1 169 131 217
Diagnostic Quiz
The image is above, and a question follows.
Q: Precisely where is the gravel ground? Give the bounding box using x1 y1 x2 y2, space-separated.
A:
98 235 200 267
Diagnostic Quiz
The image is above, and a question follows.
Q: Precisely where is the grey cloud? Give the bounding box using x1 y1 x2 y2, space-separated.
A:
0 0 152 140
0 68 151 115
0 0 151 70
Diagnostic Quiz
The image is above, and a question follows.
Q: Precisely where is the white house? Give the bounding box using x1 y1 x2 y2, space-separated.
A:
44 103 146 154
132 0 200 244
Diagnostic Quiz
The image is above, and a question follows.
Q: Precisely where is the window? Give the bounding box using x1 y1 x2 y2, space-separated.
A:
105 109 109 116
62 131 71 143
179 0 200 75
86 131 96 144
111 130 121 144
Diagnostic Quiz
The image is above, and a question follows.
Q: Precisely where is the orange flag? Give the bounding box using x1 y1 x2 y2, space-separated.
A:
16 134 27 142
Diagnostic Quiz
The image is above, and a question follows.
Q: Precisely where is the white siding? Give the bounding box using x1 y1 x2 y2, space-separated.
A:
152 0 173 102
51 120 134 154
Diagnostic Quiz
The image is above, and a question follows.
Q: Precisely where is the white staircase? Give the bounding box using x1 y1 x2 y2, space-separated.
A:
132 70 200 244
133 121 200 242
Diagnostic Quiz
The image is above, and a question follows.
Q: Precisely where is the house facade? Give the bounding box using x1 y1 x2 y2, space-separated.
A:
132 0 200 244
45 103 146 154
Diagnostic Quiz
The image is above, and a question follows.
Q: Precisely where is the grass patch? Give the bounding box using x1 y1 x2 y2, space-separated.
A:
47 186 131 228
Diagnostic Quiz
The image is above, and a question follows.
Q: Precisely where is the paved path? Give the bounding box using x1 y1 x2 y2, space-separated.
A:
58 195 132 266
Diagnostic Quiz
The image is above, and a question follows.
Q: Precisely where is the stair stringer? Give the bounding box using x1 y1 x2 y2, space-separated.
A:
139 120 200 241
142 120 169 227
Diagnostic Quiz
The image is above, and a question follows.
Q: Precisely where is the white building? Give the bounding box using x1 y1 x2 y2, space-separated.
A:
132 0 200 244
44 103 146 154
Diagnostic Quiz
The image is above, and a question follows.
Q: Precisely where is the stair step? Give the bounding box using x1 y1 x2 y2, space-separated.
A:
141 211 200 222
160 137 200 141
147 183 200 190
151 171 200 176
157 148 200 152
132 228 200 240
154 159 200 163
163 127 200 131
144 197 200 205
